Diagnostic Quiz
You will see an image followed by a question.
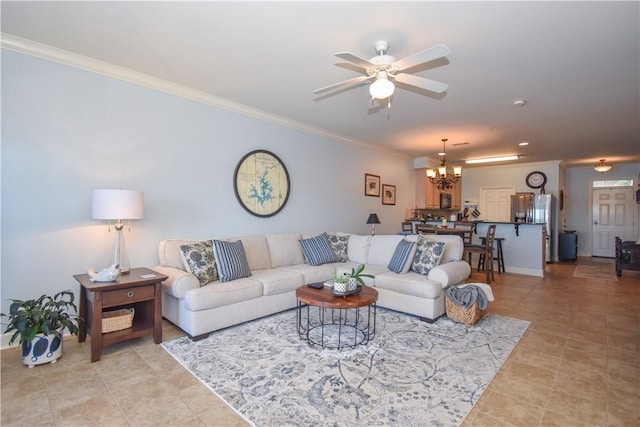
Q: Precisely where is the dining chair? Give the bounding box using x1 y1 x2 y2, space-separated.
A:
453 222 474 245
463 224 496 283
416 224 438 234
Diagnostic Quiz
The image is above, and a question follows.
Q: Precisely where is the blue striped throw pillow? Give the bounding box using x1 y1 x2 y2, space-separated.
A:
299 232 338 266
213 239 252 282
388 239 416 273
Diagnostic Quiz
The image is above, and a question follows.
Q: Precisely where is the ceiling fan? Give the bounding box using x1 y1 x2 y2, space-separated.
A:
313 41 451 100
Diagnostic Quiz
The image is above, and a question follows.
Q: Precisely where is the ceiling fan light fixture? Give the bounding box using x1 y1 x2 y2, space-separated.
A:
369 72 395 99
594 159 612 173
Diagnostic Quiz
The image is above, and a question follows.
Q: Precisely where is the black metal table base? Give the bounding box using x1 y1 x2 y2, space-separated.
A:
297 302 376 350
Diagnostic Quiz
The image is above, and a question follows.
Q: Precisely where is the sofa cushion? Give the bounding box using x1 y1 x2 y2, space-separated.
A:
368 235 405 265
277 264 335 284
184 278 263 311
374 271 443 299
234 236 272 271
159 239 201 270
346 234 371 264
179 240 218 286
411 236 447 275
213 239 252 282
267 233 305 267
250 269 304 296
327 234 349 262
299 232 337 266
387 239 417 274
433 235 464 263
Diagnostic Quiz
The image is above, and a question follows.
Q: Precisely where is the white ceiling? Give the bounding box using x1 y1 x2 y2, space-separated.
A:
2 1 639 167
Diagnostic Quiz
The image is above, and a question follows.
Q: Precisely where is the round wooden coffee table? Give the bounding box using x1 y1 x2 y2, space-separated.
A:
296 284 378 350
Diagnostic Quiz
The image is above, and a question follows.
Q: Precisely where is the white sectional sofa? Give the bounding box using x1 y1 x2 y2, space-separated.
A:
153 232 471 340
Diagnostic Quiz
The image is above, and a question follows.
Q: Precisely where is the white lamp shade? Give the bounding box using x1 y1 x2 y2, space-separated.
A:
369 76 395 99
453 166 462 176
426 169 436 178
92 189 144 220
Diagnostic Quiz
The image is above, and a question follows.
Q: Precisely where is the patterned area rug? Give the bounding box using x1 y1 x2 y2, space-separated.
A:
573 257 618 280
162 308 529 427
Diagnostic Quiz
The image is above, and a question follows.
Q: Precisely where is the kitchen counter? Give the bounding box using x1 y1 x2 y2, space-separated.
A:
405 220 546 277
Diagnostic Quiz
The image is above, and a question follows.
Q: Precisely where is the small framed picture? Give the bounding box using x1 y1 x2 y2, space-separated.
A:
364 174 381 197
382 184 396 205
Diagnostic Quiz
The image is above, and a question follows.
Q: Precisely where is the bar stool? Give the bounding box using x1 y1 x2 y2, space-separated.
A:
478 237 505 273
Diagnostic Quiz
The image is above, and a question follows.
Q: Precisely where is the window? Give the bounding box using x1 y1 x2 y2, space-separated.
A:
592 179 633 188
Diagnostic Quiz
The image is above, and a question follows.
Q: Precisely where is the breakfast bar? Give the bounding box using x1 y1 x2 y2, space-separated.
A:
407 220 547 277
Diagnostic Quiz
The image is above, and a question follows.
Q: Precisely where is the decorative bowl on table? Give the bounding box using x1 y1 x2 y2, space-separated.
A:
332 278 361 296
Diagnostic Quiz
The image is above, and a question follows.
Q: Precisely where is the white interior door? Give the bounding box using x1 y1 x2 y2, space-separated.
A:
479 187 514 221
592 187 635 257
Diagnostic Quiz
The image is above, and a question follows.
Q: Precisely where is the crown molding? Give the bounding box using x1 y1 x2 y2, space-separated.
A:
1 33 408 159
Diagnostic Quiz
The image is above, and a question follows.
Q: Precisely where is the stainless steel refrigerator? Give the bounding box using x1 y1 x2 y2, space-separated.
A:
511 193 553 262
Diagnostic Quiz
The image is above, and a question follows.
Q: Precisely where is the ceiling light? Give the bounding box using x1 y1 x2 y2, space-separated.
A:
426 139 461 190
369 71 395 99
513 100 526 107
518 142 529 146
465 155 520 164
594 159 612 173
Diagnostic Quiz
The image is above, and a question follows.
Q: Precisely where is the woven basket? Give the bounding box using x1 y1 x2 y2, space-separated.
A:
445 296 485 325
102 308 134 333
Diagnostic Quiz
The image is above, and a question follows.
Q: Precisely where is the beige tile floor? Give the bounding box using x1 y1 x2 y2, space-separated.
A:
1 258 638 426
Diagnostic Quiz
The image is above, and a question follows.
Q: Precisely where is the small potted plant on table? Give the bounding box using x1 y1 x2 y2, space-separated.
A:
333 264 375 294
1 290 81 367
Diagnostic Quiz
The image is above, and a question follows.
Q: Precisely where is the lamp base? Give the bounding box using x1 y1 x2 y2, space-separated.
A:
112 226 131 274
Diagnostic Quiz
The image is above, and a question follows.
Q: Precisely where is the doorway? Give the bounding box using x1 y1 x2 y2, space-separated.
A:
479 186 514 221
592 186 635 257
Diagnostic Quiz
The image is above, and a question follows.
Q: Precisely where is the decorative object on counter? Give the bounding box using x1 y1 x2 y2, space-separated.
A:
1 290 81 367
426 138 461 190
92 188 144 274
381 184 396 205
366 213 381 235
86 263 121 282
233 150 290 218
593 159 612 173
364 173 381 197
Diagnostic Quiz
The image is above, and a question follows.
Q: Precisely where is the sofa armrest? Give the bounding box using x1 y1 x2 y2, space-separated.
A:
427 261 471 287
152 265 200 299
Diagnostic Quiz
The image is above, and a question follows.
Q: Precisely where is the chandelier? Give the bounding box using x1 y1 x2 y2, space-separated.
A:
594 159 612 173
426 138 461 191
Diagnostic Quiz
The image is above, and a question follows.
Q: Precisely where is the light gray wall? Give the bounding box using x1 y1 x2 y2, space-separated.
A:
565 163 639 256
460 161 561 259
1 50 415 316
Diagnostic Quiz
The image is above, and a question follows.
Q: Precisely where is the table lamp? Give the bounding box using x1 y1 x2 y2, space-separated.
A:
91 189 144 274
366 213 381 236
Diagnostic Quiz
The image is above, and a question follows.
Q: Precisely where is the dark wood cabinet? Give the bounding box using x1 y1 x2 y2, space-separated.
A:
74 267 168 362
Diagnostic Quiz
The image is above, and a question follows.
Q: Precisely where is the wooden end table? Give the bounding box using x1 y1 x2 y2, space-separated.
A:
296 284 378 350
73 267 168 362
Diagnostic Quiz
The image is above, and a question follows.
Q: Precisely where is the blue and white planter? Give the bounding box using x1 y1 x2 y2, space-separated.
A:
21 332 63 368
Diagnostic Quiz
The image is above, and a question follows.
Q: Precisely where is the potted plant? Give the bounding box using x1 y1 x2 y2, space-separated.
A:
348 264 374 286
333 264 375 293
1 290 81 367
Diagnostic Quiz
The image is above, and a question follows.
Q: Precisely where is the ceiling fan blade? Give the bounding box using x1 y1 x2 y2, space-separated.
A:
394 73 448 93
313 75 373 94
334 52 373 70
393 44 451 71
